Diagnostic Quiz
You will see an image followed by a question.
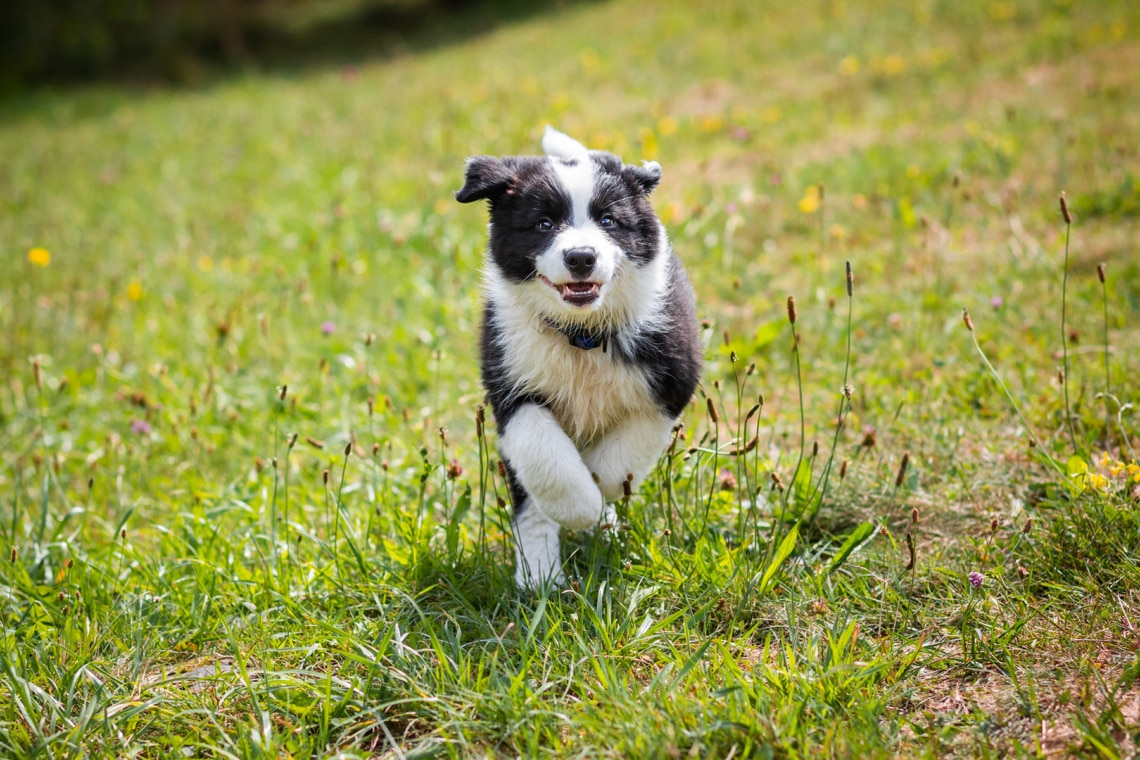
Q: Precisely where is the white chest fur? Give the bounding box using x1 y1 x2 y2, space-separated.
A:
495 321 657 446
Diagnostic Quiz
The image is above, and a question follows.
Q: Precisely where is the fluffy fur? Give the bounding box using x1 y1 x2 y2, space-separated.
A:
456 127 701 589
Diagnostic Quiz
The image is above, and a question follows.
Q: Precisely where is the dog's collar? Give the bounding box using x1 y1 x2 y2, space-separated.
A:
546 320 610 352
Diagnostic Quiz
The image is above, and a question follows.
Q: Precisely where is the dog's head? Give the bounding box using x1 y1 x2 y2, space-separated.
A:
457 127 665 323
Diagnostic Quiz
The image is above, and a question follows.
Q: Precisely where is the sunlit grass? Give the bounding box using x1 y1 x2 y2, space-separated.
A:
2 0 1139 756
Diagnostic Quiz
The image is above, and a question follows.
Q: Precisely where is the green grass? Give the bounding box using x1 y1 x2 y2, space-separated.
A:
3 0 1140 756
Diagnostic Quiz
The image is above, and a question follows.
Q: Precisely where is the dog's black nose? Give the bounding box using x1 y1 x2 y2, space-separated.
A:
563 247 597 278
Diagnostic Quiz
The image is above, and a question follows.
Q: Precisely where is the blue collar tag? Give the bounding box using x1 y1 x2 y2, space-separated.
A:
548 321 609 352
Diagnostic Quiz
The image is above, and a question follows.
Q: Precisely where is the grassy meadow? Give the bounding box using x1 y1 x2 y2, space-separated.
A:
2 0 1140 756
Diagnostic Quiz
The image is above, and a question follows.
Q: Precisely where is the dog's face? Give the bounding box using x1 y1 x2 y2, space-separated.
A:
457 146 664 322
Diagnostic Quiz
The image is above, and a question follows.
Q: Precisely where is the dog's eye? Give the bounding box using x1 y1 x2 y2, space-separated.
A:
599 215 616 228
536 219 554 232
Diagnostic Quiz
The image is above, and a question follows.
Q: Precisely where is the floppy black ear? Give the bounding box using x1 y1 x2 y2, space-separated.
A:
624 160 662 196
455 156 515 203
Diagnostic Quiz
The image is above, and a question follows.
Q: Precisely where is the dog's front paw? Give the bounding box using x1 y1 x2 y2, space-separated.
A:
587 504 621 543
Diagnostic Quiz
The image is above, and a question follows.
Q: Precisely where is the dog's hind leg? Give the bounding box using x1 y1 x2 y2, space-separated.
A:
511 501 563 589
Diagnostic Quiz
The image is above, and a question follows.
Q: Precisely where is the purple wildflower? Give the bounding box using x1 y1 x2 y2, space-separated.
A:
130 419 152 436
968 571 984 589
320 321 336 335
990 296 1003 309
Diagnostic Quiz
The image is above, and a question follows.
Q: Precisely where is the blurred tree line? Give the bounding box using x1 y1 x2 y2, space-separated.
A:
1 0 448 89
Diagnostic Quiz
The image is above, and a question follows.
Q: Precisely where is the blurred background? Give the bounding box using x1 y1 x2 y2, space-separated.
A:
3 0 551 89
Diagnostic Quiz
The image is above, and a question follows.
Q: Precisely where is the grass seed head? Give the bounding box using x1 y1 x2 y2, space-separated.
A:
962 307 974 331
322 469 329 486
846 260 854 297
1022 517 1033 534
840 459 848 480
1059 191 1072 224
706 397 720 425
1097 263 1106 283
278 384 287 401
344 442 352 457
895 452 910 487
786 295 798 325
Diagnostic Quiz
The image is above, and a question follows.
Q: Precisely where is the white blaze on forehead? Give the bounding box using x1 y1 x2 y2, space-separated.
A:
550 156 597 227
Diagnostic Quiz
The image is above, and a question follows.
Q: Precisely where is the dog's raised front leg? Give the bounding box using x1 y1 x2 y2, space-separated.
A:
582 413 676 503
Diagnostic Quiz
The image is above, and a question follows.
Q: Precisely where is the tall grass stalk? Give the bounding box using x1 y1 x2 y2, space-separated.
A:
1058 193 1079 454
810 262 856 518
1097 263 1110 448
269 385 286 573
962 308 1070 483
786 296 807 516
701 395 721 535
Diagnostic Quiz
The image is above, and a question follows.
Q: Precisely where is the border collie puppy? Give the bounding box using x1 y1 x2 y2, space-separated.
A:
456 127 701 589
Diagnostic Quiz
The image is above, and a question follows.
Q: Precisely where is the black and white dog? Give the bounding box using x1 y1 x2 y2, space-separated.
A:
456 127 701 589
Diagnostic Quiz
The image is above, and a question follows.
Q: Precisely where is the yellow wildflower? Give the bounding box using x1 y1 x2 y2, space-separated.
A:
989 2 1016 21
639 128 658 161
798 185 821 214
883 54 905 75
839 56 860 76
697 115 724 134
28 247 51 267
127 281 145 301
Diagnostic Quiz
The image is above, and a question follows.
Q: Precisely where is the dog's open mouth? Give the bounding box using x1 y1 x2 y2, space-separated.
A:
540 275 601 306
